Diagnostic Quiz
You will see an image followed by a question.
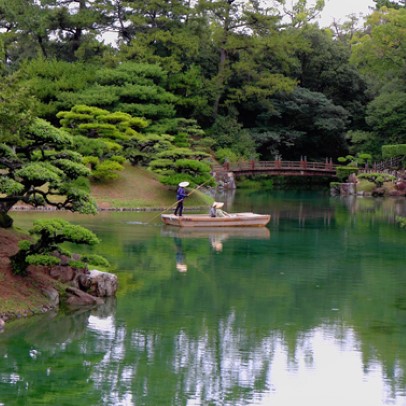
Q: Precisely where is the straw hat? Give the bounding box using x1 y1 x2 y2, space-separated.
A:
212 201 224 209
179 181 190 187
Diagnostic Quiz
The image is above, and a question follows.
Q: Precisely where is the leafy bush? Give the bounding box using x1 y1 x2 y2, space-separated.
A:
68 260 87 269
83 156 100 169
156 147 209 161
11 219 108 275
110 155 126 164
149 159 174 172
80 254 111 268
337 153 372 166
159 173 214 187
396 216 406 228
336 166 358 182
356 179 376 193
382 144 406 159
174 159 211 175
193 137 216 152
358 172 396 187
215 148 239 164
173 132 190 148
26 254 60 266
92 160 124 182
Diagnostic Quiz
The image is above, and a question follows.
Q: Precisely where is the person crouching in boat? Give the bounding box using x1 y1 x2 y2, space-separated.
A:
210 202 226 217
174 181 189 216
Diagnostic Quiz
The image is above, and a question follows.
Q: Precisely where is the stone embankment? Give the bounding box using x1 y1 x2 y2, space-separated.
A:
41 262 118 308
0 228 118 328
331 171 406 197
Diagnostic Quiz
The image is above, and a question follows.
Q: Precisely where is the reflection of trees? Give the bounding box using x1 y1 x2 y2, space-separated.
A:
231 189 336 228
5 202 406 404
337 195 406 220
87 313 276 405
0 300 116 404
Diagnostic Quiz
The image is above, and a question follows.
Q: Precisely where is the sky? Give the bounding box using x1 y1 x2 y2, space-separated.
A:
317 0 376 26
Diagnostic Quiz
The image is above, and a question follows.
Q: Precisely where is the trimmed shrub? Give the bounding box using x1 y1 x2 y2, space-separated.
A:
336 166 358 182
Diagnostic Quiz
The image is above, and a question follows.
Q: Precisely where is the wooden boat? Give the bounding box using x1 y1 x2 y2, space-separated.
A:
161 212 271 227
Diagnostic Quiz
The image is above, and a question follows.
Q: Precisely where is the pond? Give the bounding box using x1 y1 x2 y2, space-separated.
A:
1 190 406 406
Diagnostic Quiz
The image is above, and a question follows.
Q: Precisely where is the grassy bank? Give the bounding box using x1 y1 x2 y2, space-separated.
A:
90 165 213 210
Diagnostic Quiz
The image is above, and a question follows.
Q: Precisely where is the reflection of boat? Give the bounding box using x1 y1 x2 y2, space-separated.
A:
162 226 270 240
161 213 271 227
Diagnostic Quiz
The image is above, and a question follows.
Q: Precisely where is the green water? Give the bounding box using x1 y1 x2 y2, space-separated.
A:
1 191 406 406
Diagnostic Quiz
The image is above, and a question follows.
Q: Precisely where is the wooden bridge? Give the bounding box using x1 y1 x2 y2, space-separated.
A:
212 158 336 178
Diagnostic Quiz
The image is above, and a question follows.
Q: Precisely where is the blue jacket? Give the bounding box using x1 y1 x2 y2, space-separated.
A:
176 187 188 201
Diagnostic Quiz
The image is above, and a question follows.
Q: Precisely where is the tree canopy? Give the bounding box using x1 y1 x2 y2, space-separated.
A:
0 78 97 227
0 0 404 204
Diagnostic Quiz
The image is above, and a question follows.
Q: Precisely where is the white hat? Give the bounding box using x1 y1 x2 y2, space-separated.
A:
179 181 190 187
212 201 224 209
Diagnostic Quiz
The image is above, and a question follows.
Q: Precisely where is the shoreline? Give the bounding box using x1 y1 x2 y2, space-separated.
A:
10 205 211 212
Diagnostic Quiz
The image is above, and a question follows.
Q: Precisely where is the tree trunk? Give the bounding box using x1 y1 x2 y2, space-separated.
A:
0 212 14 228
0 199 19 228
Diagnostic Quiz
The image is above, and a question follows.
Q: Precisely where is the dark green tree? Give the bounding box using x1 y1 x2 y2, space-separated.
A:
373 0 405 9
294 25 370 128
18 60 178 126
149 147 213 187
366 91 406 145
0 0 112 65
0 118 97 227
57 62 178 122
18 59 96 123
11 219 109 275
195 0 296 120
253 87 349 160
114 1 213 122
0 77 96 227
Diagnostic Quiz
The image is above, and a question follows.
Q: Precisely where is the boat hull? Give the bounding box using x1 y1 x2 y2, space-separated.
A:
161 213 271 227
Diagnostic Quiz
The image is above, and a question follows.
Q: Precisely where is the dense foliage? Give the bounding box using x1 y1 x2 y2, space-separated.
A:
11 219 109 274
0 77 97 227
0 0 405 221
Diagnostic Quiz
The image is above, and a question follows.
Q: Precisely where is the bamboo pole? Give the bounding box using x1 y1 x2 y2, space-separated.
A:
147 178 213 224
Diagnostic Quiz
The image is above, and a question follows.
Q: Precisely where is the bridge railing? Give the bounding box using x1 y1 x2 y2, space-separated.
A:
214 159 336 172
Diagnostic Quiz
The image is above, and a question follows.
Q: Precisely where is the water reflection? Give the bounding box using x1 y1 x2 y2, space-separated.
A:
0 299 116 348
163 226 271 257
3 193 406 405
174 237 188 272
162 225 271 240
339 195 406 220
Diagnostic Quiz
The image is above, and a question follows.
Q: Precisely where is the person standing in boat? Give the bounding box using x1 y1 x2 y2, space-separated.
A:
174 181 189 216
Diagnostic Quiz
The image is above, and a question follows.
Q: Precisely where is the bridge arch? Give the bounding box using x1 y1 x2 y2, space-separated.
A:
213 158 336 178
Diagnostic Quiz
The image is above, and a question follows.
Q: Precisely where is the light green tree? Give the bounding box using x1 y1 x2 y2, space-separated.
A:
57 105 149 181
350 7 406 89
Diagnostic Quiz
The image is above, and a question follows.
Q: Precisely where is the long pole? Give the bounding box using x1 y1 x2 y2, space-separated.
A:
147 178 213 223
